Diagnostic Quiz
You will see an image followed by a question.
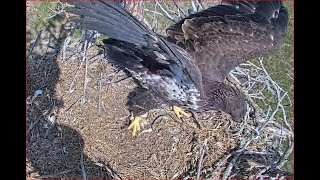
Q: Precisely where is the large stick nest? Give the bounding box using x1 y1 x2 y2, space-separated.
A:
27 1 293 179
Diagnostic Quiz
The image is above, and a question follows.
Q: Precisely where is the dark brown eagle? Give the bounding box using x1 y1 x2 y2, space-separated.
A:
68 0 288 135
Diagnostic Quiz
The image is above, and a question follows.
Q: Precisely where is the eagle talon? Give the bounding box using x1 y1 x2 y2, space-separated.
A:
128 115 141 136
173 106 192 119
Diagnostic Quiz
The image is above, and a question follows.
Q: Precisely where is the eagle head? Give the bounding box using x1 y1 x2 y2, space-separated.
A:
227 96 247 122
205 82 247 122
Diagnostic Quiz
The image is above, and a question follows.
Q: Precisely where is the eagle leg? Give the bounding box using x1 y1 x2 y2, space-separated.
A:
173 106 192 119
128 115 141 136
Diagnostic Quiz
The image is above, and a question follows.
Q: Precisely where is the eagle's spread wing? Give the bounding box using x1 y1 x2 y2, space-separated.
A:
166 0 288 81
68 1 203 109
67 1 288 122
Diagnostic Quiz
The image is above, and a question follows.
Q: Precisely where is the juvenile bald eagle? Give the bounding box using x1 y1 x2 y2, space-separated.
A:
68 0 288 135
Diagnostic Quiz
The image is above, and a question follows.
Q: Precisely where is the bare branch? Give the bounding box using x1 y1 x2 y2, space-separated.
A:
27 30 43 60
80 154 87 179
196 139 207 179
173 0 187 18
144 8 165 16
190 0 198 12
222 153 240 180
155 0 177 22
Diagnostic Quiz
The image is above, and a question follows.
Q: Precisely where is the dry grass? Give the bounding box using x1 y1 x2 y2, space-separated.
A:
27 1 293 179
26 32 240 178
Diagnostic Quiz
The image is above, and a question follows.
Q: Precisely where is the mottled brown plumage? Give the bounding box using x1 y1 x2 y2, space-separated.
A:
68 0 288 122
163 0 288 120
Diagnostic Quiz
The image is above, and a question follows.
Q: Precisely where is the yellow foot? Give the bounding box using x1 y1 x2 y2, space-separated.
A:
173 106 192 119
128 115 141 136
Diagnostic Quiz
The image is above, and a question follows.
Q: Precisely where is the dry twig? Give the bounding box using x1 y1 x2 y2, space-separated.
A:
196 139 207 179
80 154 87 179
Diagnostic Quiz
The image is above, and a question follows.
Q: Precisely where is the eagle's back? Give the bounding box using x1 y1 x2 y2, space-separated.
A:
166 0 288 82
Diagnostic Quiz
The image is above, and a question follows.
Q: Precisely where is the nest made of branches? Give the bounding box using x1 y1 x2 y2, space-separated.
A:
26 1 293 179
